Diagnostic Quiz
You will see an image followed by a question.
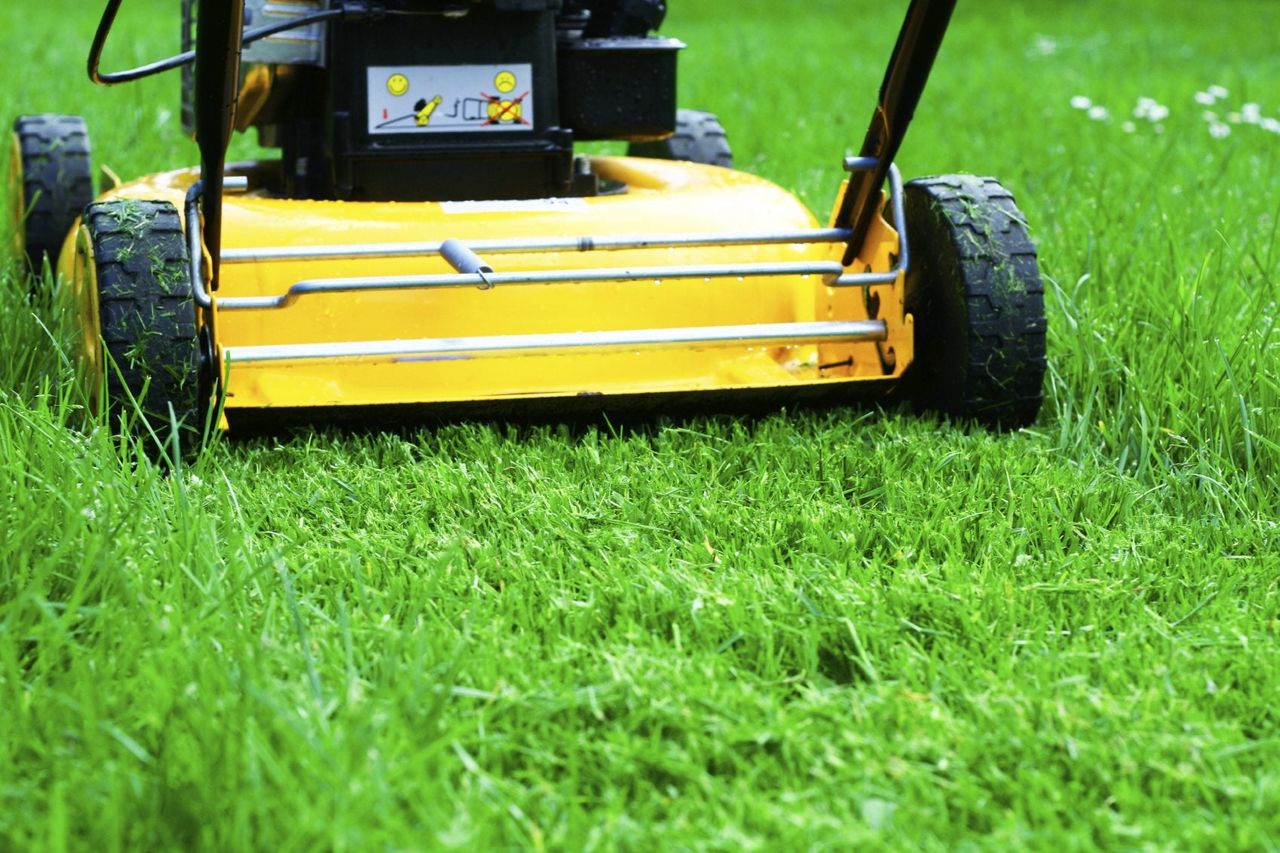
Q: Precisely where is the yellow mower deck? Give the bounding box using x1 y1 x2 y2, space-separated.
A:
67 155 912 423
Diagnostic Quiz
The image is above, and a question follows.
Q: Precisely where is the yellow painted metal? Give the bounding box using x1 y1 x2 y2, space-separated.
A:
65 156 913 417
63 221 104 414
234 64 275 132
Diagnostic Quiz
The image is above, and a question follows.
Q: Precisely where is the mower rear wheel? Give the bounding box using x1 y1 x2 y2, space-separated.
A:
10 115 94 272
628 109 733 168
902 175 1047 428
79 199 208 456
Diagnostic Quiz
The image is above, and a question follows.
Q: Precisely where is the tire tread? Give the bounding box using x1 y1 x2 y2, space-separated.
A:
628 109 734 168
82 200 204 451
13 114 94 269
903 174 1047 428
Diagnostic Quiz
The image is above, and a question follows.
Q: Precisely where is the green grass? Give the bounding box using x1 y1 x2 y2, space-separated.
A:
3 0 1280 848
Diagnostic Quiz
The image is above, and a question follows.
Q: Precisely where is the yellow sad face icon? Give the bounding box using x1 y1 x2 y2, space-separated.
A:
494 71 517 94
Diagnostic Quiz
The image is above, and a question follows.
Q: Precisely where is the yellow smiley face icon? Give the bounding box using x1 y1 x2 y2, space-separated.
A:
387 74 410 97
494 70 517 94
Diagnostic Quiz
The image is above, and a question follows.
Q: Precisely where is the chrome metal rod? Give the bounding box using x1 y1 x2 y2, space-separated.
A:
832 271 900 287
831 163 909 286
223 320 888 364
440 238 495 289
213 163 909 304
888 164 910 273
220 227 855 264
440 239 494 275
217 260 845 311
184 181 213 309
844 156 880 172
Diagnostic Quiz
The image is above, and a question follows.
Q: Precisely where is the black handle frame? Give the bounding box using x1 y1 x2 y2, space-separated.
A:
191 0 246 289
836 0 957 265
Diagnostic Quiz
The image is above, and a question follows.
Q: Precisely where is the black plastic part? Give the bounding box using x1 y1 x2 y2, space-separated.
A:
328 8 576 201
628 108 731 167
240 3 681 200
83 200 206 457
902 175 1047 428
12 115 94 270
558 37 681 141
573 0 667 37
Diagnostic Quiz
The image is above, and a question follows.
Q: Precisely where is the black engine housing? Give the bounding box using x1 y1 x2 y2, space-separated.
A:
200 0 681 202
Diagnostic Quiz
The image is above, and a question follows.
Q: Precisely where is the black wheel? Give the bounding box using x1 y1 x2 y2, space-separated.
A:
76 199 208 457
628 109 733 168
902 175 1047 428
10 115 94 271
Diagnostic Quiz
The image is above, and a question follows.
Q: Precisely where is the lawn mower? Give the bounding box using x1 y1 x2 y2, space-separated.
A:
8 0 1045 450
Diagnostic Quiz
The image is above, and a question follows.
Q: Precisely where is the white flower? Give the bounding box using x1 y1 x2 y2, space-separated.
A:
1262 117 1280 134
1242 103 1262 124
1070 95 1093 110
1208 84 1229 99
1209 122 1231 139
1202 110 1219 122
1194 91 1216 106
1134 98 1169 122
1121 121 1137 133
1088 105 1110 121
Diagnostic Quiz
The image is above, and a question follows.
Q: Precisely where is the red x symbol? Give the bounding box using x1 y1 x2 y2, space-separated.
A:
480 91 531 126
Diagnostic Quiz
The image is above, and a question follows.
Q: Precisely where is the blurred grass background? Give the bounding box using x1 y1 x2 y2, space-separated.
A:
1 0 1277 848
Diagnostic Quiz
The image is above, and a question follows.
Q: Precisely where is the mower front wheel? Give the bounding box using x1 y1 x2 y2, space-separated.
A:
76 199 210 457
10 115 94 273
902 175 1047 428
628 109 733 168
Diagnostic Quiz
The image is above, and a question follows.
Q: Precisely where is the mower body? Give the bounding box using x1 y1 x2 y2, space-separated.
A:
65 154 909 425
15 0 1045 445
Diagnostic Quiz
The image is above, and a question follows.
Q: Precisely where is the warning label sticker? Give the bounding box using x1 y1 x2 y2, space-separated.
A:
367 64 535 135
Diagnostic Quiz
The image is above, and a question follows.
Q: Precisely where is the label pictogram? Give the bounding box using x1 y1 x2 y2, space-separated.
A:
367 64 535 135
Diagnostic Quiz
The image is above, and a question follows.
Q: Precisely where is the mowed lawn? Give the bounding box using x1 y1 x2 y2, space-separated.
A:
2 0 1278 848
